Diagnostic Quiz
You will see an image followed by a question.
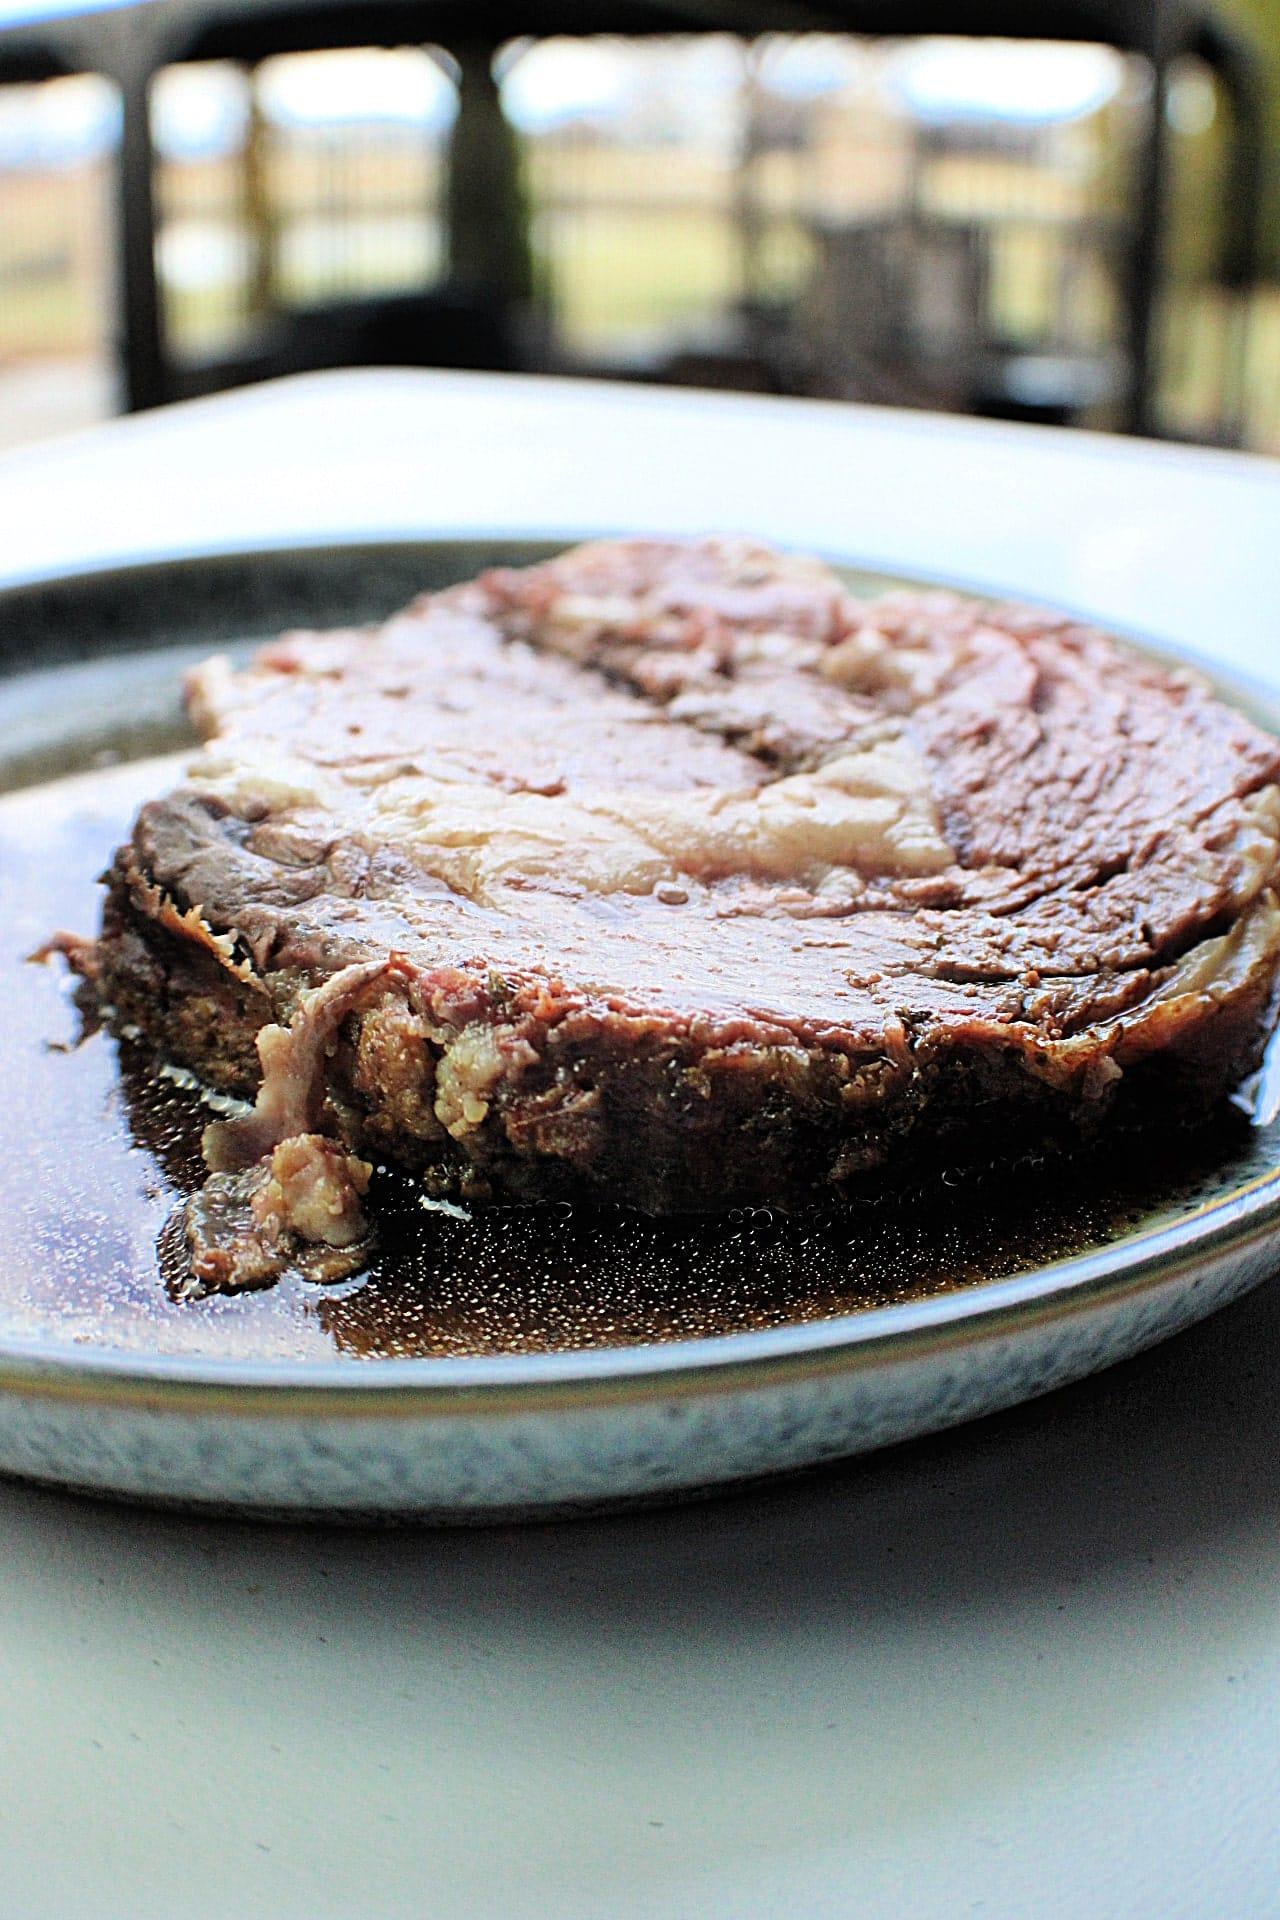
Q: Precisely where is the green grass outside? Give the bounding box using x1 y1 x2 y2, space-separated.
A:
1 190 1277 452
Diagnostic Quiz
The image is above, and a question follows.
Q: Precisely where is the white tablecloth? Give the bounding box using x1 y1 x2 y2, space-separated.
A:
2 373 1278 1920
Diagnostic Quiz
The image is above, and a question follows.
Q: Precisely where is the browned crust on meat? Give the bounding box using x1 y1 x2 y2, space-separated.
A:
96 839 267 1096
91 817 1280 1213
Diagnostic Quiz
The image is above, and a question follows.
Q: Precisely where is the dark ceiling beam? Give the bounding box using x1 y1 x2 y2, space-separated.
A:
0 32 75 86
0 0 1224 74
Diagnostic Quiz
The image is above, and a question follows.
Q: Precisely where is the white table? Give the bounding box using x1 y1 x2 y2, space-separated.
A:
2 373 1278 1920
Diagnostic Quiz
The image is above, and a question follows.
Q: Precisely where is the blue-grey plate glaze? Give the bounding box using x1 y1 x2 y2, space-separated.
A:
2 539 1278 1520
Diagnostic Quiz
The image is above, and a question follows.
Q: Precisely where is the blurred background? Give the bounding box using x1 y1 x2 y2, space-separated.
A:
0 0 1274 452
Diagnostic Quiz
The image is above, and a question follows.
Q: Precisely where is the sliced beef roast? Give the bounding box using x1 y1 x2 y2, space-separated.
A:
77 539 1280 1287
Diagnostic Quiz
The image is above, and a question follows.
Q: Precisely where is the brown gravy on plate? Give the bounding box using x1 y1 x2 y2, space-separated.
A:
0 759 1259 1365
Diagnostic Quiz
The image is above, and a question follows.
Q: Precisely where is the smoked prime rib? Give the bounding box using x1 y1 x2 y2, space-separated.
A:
76 539 1280 1291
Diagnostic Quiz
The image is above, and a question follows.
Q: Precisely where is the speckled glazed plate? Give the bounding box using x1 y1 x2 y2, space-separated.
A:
3 538 1280 1520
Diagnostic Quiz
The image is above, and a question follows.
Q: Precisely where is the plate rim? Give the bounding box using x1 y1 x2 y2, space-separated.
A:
4 531 1280 1415
6 527 1279 729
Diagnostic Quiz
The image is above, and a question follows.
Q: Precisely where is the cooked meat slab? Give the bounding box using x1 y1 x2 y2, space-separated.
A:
82 538 1280 1281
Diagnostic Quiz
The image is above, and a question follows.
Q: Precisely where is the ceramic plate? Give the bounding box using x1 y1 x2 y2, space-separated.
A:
3 539 1278 1519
